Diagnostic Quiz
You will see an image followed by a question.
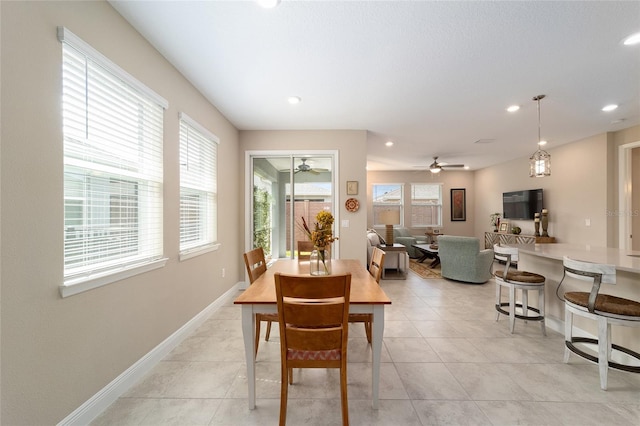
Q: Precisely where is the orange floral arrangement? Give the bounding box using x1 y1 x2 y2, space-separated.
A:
301 211 337 248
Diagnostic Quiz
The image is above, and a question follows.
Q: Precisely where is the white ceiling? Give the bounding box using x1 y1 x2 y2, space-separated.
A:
109 0 640 171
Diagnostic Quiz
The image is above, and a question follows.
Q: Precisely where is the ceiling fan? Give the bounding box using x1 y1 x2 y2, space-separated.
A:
428 156 465 174
291 158 329 174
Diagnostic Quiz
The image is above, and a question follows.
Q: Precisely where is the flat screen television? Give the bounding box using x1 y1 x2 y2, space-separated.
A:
502 189 543 220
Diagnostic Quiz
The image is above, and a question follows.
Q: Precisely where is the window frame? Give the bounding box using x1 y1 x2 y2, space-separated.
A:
372 183 404 227
179 112 220 260
410 183 443 227
59 27 168 297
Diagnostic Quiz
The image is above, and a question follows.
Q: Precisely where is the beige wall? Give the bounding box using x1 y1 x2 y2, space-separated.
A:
474 133 612 246
240 130 368 265
608 125 640 248
366 170 476 237
1 2 241 424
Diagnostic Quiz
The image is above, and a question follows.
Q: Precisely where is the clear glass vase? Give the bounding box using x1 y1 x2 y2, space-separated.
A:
310 247 331 275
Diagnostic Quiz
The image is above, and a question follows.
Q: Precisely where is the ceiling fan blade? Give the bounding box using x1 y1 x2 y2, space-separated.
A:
442 164 465 168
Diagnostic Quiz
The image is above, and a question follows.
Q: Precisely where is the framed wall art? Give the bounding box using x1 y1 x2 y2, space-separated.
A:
346 181 359 195
450 188 466 221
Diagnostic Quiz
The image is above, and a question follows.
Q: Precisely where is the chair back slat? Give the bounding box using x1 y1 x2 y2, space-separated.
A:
563 256 616 284
244 247 267 284
297 240 315 260
369 247 385 283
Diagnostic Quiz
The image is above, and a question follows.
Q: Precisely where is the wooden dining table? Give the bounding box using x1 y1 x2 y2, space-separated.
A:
234 258 392 409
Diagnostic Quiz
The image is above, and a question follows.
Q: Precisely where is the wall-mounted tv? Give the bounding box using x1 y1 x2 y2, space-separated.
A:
502 189 543 220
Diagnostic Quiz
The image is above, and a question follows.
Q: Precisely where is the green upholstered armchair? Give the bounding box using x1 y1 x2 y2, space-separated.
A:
438 235 494 284
392 227 427 258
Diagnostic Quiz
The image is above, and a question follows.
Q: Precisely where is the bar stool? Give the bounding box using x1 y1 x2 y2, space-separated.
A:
493 245 546 335
560 256 640 390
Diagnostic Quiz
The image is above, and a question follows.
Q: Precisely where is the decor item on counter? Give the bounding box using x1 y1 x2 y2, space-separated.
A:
499 220 510 233
511 226 522 235
490 213 501 232
345 197 359 212
346 180 358 195
529 94 551 177
379 209 401 246
534 212 541 236
450 188 466 221
541 209 549 237
301 211 337 275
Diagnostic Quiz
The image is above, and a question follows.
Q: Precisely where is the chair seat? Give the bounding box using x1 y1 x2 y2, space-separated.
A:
495 269 545 284
565 291 640 317
287 348 341 361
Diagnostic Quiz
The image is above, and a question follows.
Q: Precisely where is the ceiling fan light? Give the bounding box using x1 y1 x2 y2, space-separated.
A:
430 167 441 174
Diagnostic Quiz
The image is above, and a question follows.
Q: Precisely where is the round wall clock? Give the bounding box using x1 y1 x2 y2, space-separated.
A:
345 198 359 212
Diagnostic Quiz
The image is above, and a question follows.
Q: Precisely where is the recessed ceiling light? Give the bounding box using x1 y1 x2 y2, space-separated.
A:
464 166 470 170
538 140 547 146
623 32 640 46
385 141 394 147
602 104 618 112
256 0 281 8
506 105 520 112
287 96 301 105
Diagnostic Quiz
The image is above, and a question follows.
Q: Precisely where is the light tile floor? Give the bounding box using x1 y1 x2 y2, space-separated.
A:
92 271 640 425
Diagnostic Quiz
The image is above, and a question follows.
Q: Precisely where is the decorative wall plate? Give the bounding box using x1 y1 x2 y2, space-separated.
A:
345 198 359 212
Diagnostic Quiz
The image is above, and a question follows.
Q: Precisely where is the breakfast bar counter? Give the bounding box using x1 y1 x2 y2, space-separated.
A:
512 243 640 355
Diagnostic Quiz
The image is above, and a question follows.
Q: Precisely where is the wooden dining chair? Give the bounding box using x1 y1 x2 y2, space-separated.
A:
349 247 384 343
275 272 351 426
297 240 315 260
243 247 278 357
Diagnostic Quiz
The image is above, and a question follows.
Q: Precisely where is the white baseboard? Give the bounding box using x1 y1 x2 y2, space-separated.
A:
58 282 243 426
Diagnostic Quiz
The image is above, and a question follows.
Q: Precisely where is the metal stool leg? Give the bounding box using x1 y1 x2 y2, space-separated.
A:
539 285 546 336
495 282 502 321
509 285 516 333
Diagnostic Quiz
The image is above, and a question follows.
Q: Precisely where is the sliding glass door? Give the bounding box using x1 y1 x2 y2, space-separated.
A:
249 153 336 260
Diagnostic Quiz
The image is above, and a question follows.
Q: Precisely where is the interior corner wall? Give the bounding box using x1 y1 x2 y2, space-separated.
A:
239 130 368 266
1 2 240 424
366 170 476 237
474 130 636 247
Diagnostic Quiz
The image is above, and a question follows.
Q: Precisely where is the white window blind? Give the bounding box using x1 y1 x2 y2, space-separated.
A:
60 27 167 292
179 113 219 257
411 183 442 227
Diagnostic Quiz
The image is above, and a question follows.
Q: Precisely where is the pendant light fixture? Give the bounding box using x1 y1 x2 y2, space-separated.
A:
529 95 551 177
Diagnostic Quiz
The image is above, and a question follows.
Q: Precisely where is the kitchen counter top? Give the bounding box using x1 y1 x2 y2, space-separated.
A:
509 243 640 274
